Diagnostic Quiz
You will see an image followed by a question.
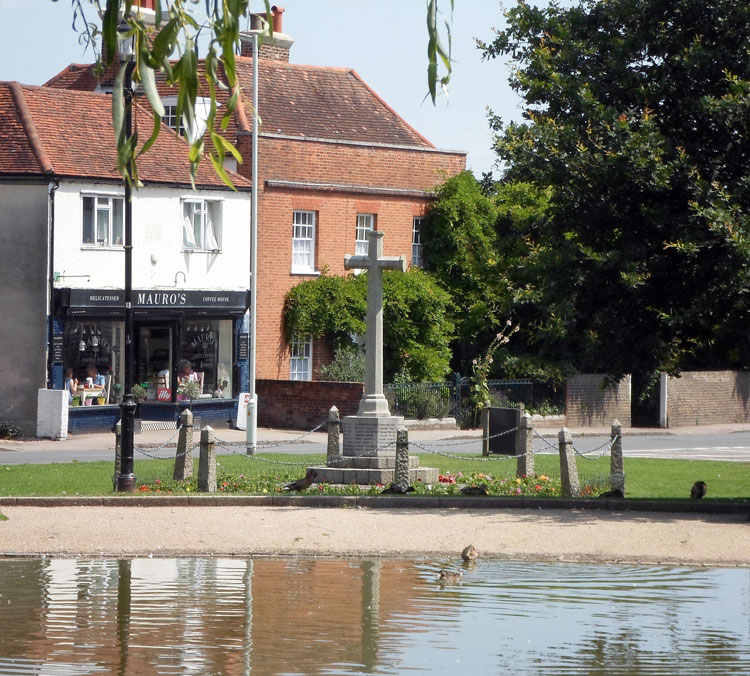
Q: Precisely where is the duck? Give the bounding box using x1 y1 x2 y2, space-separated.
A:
690 481 707 499
461 544 478 562
439 570 462 584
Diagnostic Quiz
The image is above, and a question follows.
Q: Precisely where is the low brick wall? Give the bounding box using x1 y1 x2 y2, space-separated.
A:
665 371 750 427
566 374 631 427
256 380 364 429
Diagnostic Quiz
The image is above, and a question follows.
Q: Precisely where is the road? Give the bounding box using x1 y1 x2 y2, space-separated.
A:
1 430 749 465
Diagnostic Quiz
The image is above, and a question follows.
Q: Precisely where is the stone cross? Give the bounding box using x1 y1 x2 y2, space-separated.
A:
344 230 406 416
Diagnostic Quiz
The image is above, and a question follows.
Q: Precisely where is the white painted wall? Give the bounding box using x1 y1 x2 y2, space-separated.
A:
53 181 251 292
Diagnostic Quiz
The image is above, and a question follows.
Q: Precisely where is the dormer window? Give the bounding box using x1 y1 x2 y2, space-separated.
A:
161 96 214 143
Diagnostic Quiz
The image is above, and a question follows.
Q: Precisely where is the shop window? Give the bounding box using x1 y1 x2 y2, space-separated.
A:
182 199 222 252
412 217 424 268
82 195 124 247
62 322 123 404
290 335 312 381
355 213 375 256
292 210 316 273
178 319 233 399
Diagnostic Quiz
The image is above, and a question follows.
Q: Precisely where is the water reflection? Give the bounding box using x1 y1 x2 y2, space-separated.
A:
0 558 747 674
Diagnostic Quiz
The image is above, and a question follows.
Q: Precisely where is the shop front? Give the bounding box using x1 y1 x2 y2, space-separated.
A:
51 288 249 430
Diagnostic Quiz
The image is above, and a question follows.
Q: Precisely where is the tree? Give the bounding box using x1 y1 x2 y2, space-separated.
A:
481 0 750 382
58 0 455 186
283 269 454 382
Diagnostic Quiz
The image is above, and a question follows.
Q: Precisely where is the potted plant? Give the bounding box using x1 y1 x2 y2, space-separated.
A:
178 380 202 408
131 384 147 403
71 395 81 407
111 383 123 405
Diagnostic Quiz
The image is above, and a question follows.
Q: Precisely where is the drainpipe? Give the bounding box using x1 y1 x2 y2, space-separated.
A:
47 178 59 389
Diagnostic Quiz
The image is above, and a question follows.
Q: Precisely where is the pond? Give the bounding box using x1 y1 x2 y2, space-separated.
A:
0 557 748 675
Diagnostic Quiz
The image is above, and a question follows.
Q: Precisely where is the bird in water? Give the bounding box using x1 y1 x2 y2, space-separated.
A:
439 570 462 584
460 484 489 496
380 483 415 494
284 469 318 492
461 545 478 562
690 481 707 499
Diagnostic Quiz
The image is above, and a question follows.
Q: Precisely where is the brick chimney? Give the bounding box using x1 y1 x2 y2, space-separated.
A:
240 5 294 62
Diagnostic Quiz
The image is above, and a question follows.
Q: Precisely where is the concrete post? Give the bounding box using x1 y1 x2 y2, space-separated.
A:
481 401 490 456
327 405 341 465
558 427 580 497
610 419 625 495
174 409 194 481
198 425 217 493
395 426 410 492
113 419 122 490
516 412 534 478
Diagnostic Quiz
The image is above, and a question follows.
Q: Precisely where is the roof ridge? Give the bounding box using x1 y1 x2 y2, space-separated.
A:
7 82 53 174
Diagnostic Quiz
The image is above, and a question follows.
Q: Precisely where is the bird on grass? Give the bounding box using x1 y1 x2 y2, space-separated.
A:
460 484 489 496
598 488 625 499
461 545 478 562
284 469 318 492
439 570 462 584
690 481 707 499
380 483 415 494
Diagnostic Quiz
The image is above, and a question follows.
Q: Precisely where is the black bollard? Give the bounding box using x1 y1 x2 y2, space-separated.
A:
117 394 137 492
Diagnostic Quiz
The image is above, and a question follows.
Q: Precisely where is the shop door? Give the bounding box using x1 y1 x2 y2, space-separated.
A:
136 324 173 401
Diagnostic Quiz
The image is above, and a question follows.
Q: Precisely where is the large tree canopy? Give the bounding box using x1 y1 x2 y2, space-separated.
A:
481 0 750 380
59 0 455 186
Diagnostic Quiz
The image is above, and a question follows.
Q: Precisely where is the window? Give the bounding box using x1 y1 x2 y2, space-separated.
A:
292 211 316 273
355 213 375 256
182 199 222 252
82 195 124 247
290 335 312 381
162 97 212 143
412 217 424 267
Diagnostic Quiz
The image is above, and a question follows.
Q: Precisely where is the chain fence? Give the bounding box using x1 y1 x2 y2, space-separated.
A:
125 418 621 495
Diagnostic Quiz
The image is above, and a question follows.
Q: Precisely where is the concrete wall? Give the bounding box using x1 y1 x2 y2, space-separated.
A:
256 379 364 429
0 183 49 434
53 182 251 292
566 374 632 428
663 371 750 427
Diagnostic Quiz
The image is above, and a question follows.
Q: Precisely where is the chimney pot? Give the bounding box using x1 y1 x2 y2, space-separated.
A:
271 5 285 33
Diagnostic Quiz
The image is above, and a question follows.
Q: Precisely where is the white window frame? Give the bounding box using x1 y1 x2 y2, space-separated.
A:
162 96 214 143
291 210 316 273
289 335 313 381
182 199 222 253
412 217 424 268
81 194 124 248
355 213 375 257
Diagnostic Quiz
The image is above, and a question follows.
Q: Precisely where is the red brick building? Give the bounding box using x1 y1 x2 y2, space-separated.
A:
46 7 466 382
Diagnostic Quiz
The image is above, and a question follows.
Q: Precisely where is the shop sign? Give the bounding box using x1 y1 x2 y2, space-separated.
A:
68 289 248 310
51 335 64 363
237 333 249 360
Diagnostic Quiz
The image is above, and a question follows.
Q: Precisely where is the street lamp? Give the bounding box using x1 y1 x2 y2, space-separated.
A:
117 20 137 492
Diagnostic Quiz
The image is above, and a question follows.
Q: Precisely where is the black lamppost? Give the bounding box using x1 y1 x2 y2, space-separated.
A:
117 23 137 492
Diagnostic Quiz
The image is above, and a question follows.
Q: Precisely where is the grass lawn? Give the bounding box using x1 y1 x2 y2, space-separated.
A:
1 453 748 501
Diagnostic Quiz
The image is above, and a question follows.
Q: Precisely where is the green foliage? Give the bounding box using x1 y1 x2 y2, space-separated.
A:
480 0 750 378
284 268 454 382
131 384 147 403
0 420 22 439
317 345 366 382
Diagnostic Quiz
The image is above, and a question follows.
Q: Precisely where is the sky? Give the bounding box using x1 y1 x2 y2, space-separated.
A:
0 0 525 176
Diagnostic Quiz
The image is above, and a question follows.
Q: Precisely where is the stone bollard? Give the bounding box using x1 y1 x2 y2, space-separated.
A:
173 409 194 481
113 419 122 490
558 427 580 497
516 412 534 478
610 419 625 495
394 426 410 492
327 406 341 466
481 401 491 456
198 426 217 493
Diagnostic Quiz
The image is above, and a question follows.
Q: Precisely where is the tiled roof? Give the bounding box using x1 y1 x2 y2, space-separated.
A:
45 57 435 149
0 82 251 190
